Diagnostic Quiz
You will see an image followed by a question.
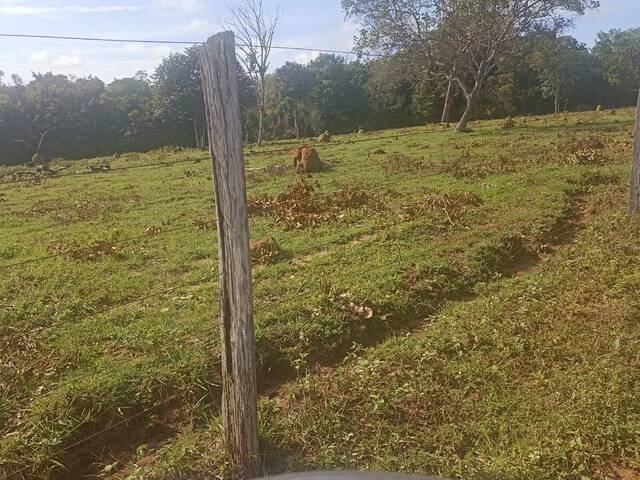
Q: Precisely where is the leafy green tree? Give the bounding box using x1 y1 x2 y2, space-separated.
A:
273 62 317 138
104 75 155 150
531 34 593 113
151 46 206 148
593 27 640 102
307 54 368 134
366 57 423 129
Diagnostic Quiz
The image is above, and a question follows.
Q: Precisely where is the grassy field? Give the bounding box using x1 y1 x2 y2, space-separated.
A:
0 109 638 480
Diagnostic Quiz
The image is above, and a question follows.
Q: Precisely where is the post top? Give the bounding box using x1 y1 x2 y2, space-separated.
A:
205 30 235 45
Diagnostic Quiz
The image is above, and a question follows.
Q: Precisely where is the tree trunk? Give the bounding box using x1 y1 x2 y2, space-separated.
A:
441 76 453 124
194 117 200 148
563 97 569 113
293 110 299 140
455 61 488 133
554 93 560 114
629 87 640 213
256 73 265 146
456 95 476 132
200 121 207 149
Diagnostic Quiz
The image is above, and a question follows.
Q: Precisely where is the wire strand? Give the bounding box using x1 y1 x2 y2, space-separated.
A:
0 32 387 57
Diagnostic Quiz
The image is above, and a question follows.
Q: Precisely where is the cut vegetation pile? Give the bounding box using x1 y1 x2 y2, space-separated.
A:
248 179 384 229
400 189 483 223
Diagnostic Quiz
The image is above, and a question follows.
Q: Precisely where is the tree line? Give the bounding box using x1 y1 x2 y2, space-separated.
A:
0 27 638 165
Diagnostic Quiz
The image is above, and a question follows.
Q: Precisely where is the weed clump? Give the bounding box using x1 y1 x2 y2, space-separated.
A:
567 149 608 166
246 164 288 184
23 196 136 224
193 215 216 230
402 263 470 306
557 134 611 166
48 240 123 261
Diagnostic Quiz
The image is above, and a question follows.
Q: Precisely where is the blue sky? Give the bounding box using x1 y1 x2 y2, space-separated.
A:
0 0 638 83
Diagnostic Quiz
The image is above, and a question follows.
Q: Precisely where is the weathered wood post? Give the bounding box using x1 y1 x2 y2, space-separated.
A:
200 31 260 477
629 87 640 213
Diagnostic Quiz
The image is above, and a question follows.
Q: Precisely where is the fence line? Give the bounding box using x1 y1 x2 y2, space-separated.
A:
0 148 482 271
0 125 448 187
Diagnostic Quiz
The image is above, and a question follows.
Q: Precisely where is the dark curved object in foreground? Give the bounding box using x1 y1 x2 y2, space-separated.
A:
263 471 447 480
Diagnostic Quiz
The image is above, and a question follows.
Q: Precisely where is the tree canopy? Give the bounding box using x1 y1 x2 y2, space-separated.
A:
0 23 638 165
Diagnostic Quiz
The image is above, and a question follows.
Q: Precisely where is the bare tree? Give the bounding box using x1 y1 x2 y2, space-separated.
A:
441 68 455 123
343 0 598 132
228 0 280 146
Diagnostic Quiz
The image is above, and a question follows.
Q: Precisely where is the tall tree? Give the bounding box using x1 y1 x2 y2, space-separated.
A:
228 0 280 146
531 34 592 113
593 27 640 102
152 46 206 149
104 75 155 149
274 61 316 138
366 57 421 129
308 54 369 133
342 0 598 132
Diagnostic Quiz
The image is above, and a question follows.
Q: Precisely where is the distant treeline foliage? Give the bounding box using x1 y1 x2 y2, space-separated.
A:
0 28 638 165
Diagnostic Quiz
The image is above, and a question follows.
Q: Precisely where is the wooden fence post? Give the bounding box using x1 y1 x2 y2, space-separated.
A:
629 87 640 213
200 31 260 478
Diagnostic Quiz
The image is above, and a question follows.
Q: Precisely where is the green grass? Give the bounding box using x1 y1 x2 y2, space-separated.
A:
0 109 638 479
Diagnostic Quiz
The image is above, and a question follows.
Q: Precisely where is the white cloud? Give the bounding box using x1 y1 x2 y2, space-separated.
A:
294 51 320 64
29 50 83 68
122 43 174 58
151 0 203 14
0 4 140 15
